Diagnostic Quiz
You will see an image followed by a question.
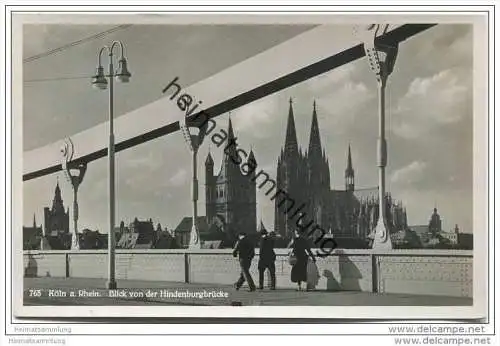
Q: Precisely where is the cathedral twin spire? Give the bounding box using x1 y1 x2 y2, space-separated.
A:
284 98 323 160
282 98 354 191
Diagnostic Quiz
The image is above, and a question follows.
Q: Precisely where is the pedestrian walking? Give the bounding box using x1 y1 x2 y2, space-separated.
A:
258 229 276 290
288 229 316 291
232 232 256 292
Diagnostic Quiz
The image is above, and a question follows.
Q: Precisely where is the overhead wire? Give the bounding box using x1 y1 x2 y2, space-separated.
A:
24 24 134 85
23 24 133 64
24 75 91 83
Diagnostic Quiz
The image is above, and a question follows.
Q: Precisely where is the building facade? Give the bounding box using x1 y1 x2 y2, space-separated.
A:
116 218 157 249
173 216 226 248
275 99 408 244
439 230 458 245
78 229 108 249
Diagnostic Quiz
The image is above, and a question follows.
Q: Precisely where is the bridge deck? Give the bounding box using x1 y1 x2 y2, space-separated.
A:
23 277 472 306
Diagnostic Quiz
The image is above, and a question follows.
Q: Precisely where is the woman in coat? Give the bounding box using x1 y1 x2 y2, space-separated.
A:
289 229 316 291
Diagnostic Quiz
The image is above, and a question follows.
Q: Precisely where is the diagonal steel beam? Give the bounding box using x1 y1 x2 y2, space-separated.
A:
23 23 436 182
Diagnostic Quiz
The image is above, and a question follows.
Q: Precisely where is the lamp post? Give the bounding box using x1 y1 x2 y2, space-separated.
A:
357 24 398 250
60 137 87 250
91 41 131 289
179 117 208 249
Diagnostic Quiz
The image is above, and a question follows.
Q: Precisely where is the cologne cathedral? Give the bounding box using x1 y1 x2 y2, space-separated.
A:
275 99 408 244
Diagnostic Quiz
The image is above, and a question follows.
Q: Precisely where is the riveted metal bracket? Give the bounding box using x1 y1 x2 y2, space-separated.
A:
354 24 399 86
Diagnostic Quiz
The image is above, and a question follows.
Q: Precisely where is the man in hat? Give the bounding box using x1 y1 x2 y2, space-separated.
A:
258 229 276 290
232 232 256 291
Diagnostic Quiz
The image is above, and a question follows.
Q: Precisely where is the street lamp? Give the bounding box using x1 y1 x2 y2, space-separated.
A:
91 41 131 289
179 116 208 249
356 24 398 250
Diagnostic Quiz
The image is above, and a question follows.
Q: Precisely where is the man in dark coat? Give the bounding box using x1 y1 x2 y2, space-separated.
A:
258 229 276 290
232 232 256 291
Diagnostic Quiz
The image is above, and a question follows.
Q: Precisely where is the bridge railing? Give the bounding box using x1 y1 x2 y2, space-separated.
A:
23 248 472 298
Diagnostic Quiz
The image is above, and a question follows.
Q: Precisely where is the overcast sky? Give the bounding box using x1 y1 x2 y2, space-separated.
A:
22 23 473 234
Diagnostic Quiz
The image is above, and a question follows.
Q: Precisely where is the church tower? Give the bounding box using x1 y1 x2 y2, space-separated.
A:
345 144 355 192
221 117 239 183
216 118 238 238
428 207 442 236
52 180 64 213
207 117 257 246
43 179 70 238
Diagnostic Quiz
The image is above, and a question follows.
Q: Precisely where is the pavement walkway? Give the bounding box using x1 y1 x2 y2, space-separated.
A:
23 277 473 306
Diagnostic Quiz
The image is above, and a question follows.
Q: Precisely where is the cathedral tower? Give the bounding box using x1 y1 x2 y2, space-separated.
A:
306 101 330 230
272 99 409 246
275 98 304 239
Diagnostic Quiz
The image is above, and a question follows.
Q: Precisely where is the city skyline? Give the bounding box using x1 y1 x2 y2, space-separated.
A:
23 23 473 235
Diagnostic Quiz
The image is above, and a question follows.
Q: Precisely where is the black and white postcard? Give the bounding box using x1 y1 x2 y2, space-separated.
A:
11 11 490 321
